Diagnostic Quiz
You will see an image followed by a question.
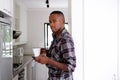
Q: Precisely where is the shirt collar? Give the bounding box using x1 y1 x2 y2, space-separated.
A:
52 28 67 42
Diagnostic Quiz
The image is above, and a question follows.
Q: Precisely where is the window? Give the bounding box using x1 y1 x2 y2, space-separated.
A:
44 23 69 49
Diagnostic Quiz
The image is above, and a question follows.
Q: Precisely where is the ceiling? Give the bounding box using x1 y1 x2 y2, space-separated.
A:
18 0 68 9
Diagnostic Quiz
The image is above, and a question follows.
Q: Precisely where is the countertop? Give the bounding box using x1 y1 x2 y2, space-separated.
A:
13 55 33 77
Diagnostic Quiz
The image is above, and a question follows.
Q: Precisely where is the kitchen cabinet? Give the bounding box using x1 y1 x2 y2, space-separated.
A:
13 1 27 46
36 63 48 80
0 0 13 17
24 66 27 80
27 61 34 80
13 74 18 80
13 68 27 80
0 0 3 11
13 56 33 80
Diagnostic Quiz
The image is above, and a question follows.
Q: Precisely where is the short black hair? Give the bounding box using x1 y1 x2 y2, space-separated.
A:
50 11 65 23
50 11 64 15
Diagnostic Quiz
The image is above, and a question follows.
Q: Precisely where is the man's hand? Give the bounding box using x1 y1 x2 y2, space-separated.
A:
35 54 49 64
35 54 68 71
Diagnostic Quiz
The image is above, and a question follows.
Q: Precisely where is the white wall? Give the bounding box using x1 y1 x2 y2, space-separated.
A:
71 0 119 80
119 0 120 79
84 0 118 80
71 0 84 80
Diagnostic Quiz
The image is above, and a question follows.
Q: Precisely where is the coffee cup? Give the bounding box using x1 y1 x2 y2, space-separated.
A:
32 47 47 57
40 48 46 54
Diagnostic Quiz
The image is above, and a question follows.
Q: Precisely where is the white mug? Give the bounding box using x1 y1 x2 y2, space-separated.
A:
32 48 40 57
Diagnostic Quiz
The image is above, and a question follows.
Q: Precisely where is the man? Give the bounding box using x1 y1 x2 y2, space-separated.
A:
35 11 76 80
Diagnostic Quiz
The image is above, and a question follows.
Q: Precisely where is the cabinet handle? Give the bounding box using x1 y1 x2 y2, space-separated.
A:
8 11 11 14
3 9 7 11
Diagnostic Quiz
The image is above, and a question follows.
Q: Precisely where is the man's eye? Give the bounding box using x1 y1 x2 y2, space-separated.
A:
49 19 56 23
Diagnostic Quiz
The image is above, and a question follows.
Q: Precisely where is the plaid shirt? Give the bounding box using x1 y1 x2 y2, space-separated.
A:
46 28 76 80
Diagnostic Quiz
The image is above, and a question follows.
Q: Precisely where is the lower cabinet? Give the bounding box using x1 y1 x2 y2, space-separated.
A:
36 63 48 80
13 60 34 80
24 66 27 80
27 61 33 80
13 74 18 80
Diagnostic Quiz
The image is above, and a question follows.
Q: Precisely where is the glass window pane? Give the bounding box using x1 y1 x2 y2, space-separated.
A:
44 23 68 49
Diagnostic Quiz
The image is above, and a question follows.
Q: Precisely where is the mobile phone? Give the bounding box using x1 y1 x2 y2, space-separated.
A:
32 56 35 60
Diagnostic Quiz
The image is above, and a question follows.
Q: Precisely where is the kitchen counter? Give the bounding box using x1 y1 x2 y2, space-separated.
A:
13 55 33 77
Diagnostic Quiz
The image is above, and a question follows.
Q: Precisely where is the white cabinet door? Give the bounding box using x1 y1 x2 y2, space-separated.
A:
27 61 33 80
0 0 3 11
8 0 13 16
0 0 13 17
13 2 27 46
24 66 27 80
12 75 18 80
84 0 118 80
36 63 48 80
19 5 27 44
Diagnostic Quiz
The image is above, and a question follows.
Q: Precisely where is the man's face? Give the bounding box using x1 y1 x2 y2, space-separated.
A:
49 14 64 33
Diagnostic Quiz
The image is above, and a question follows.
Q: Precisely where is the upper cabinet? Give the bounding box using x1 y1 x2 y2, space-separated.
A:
13 1 28 46
0 0 3 11
0 0 13 17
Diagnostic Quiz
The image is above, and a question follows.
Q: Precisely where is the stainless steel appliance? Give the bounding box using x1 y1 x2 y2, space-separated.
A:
0 17 12 80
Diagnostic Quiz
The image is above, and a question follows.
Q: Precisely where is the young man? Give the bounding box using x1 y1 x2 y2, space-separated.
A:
35 11 76 80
